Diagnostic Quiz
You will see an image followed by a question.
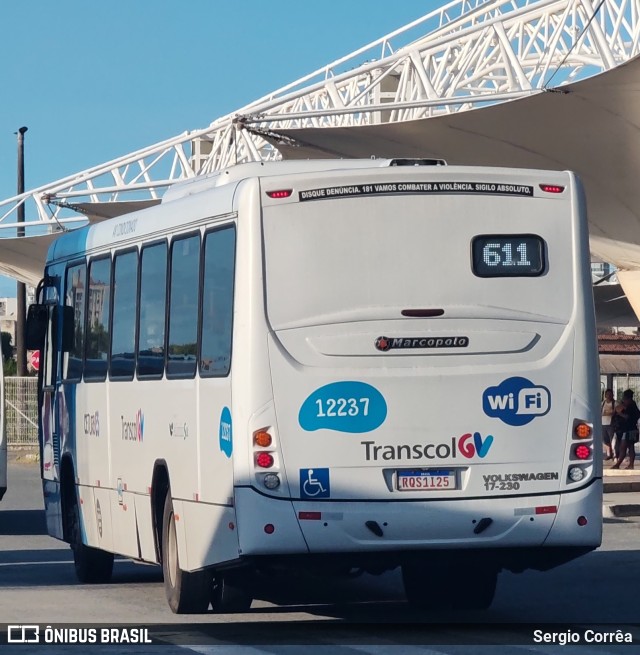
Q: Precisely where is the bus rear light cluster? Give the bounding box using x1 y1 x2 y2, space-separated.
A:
252 427 282 490
567 419 593 482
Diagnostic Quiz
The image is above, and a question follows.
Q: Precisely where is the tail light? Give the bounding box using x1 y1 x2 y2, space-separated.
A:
256 452 274 468
254 430 272 447
266 189 293 199
574 423 592 439
539 184 565 194
574 444 591 460
252 426 284 491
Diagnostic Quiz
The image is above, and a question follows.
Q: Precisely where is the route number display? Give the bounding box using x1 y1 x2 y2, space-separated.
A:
472 235 545 277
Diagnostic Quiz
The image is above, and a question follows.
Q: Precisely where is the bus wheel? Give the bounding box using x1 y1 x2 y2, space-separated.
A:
210 574 253 613
162 491 210 613
66 490 113 583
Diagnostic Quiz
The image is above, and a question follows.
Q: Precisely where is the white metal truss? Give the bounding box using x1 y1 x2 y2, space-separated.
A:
2 0 640 231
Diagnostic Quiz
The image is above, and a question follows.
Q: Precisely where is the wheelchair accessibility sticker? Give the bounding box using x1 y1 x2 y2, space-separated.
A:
300 468 330 499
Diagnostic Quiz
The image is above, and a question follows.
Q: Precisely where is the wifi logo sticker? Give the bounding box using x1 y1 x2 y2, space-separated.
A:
482 377 551 427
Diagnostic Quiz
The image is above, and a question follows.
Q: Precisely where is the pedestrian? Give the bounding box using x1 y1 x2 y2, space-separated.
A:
612 389 640 470
601 388 616 460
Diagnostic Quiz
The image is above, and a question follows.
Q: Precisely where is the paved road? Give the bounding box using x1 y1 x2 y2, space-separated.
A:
1 454 639 653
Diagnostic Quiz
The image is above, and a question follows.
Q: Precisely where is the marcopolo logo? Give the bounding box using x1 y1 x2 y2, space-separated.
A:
375 336 469 351
483 377 550 426
360 432 494 461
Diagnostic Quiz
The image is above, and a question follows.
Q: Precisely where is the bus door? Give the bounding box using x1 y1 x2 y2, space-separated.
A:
40 290 63 484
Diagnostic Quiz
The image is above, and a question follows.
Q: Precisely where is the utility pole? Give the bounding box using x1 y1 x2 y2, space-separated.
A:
16 126 28 376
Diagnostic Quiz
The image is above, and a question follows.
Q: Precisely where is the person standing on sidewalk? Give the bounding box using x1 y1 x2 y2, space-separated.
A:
612 389 640 470
601 388 616 460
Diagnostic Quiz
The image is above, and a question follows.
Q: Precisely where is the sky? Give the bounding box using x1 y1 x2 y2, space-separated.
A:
0 0 441 297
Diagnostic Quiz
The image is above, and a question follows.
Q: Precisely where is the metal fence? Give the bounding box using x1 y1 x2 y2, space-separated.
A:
601 374 640 401
5 376 38 446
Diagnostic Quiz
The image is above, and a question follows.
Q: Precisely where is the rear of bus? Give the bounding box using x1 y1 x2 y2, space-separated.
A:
233 162 601 606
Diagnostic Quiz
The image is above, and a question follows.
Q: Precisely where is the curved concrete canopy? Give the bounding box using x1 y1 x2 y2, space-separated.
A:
269 54 640 272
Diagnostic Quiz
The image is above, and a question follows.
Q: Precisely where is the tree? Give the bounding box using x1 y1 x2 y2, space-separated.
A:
3 358 16 376
1 331 13 362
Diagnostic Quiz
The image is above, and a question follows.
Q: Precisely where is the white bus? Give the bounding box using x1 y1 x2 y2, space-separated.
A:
27 158 601 613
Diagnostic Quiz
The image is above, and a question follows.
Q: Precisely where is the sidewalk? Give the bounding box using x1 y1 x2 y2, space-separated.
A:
603 461 640 517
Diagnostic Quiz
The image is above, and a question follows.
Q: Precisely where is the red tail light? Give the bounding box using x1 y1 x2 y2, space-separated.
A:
539 184 565 194
266 189 293 199
256 452 274 468
574 444 591 460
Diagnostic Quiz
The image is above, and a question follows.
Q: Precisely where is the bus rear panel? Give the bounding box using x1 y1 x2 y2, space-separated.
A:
234 165 601 574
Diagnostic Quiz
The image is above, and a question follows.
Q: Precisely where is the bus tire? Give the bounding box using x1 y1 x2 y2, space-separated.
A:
162 491 210 614
210 574 253 613
66 487 114 584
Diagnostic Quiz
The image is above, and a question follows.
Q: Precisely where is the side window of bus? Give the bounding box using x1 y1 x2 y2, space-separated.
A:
167 234 201 378
137 242 167 378
111 250 138 380
63 263 86 381
85 257 111 381
200 226 236 377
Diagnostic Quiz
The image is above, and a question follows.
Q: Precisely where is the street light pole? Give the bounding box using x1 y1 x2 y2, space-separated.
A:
16 126 28 376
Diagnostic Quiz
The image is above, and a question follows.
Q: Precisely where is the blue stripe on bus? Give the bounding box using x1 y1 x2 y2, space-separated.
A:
48 225 91 263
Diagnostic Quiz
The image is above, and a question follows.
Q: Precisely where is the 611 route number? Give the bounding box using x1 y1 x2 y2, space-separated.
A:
315 398 370 417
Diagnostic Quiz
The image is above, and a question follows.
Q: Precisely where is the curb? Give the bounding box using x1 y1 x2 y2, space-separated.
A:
603 503 640 518
603 481 640 493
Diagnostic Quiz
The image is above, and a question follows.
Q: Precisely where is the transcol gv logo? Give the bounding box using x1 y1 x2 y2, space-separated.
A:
121 409 145 442
360 432 494 461
483 376 550 426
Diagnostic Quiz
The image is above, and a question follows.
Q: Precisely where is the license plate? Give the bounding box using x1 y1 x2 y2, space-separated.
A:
397 469 456 491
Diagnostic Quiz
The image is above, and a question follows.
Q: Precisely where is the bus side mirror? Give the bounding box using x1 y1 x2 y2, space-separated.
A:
25 304 47 350
58 305 75 353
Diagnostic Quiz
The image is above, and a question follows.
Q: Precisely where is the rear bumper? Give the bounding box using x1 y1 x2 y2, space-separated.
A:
235 481 601 559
